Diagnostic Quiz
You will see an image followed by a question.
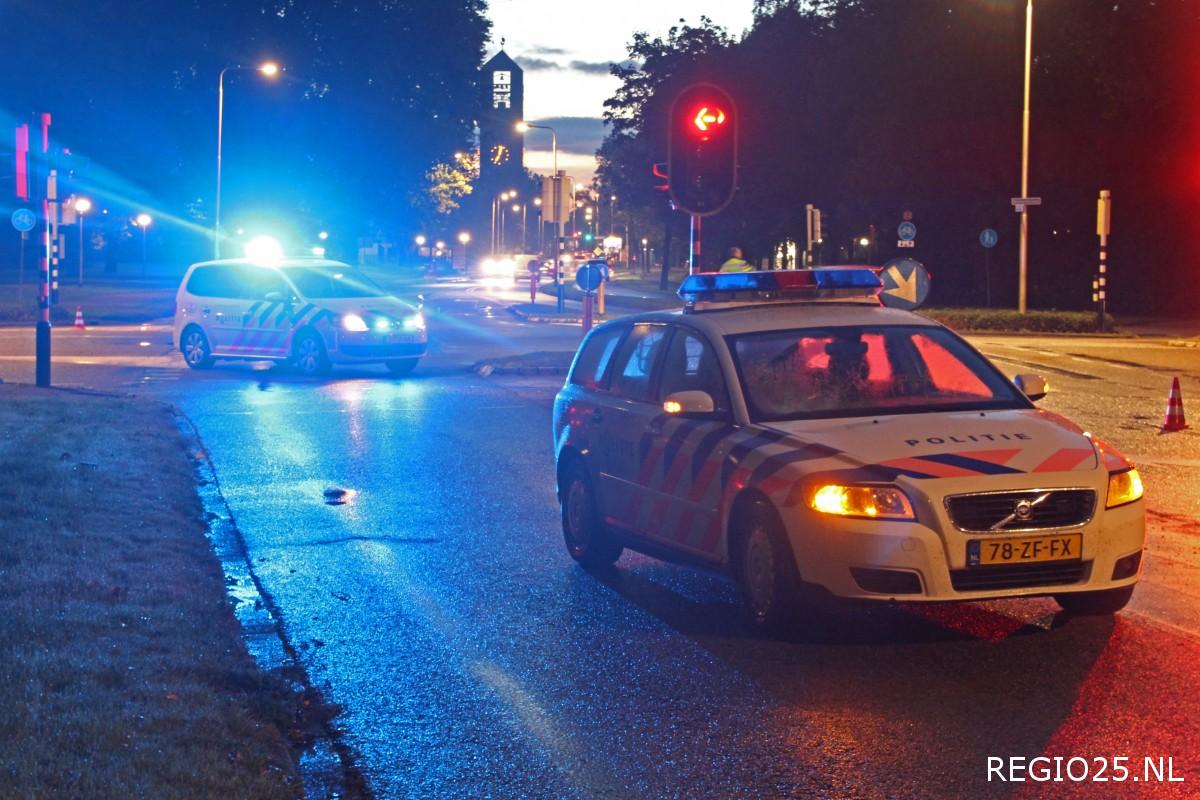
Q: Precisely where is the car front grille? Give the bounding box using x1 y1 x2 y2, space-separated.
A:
950 561 1091 592
945 489 1095 532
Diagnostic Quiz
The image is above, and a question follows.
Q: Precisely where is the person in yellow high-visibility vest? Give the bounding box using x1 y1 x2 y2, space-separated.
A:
718 246 751 272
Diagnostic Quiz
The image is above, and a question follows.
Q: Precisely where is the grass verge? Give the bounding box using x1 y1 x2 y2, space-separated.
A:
0 278 177 324
919 307 1116 333
0 384 306 798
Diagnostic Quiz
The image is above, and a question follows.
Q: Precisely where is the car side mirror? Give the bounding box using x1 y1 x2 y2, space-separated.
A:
663 390 715 416
1014 373 1048 401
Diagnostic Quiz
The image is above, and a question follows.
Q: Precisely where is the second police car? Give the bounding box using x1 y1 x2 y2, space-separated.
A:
552 268 1145 630
174 257 427 377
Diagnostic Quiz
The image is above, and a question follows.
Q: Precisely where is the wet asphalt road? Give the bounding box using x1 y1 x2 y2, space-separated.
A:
2 284 1200 798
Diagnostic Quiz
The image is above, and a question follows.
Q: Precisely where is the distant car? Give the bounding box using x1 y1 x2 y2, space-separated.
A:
552 268 1145 631
174 257 427 376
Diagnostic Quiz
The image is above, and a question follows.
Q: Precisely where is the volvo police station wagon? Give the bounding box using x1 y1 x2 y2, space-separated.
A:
174 257 427 377
552 268 1145 630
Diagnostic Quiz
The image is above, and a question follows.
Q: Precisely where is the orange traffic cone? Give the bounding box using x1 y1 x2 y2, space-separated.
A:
1162 377 1188 432
73 306 86 330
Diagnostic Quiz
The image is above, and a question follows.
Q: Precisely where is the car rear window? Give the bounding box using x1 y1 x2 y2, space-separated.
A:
186 265 237 297
569 325 624 389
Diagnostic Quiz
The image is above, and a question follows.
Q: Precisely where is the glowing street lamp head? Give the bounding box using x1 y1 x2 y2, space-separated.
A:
858 237 870 247
515 121 529 133
511 204 520 213
457 231 471 244
258 62 279 77
318 230 329 240
135 213 152 227
74 197 92 214
415 235 427 246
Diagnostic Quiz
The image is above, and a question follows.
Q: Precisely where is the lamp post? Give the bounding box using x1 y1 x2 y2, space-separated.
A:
517 121 565 310
457 231 470 271
135 213 152 276
1017 0 1033 314
73 197 92 286
216 61 279 259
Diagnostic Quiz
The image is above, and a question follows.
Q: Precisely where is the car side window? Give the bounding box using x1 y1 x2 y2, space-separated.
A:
657 328 730 412
188 265 240 298
569 325 625 389
608 323 669 402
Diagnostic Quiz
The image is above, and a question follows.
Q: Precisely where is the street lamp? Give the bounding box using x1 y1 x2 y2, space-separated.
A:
73 197 92 286
1017 0 1034 314
458 231 471 270
134 213 152 275
517 121 564 306
215 60 281 259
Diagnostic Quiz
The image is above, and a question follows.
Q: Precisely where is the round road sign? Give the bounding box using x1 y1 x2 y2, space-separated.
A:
11 208 35 233
979 228 998 248
575 263 603 292
878 257 931 310
897 221 917 241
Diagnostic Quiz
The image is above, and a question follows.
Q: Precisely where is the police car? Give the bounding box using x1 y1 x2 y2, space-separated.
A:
552 268 1145 630
174 257 427 376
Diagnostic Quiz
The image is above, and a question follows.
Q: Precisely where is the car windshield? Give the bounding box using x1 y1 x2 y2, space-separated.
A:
284 267 388 298
730 325 1029 422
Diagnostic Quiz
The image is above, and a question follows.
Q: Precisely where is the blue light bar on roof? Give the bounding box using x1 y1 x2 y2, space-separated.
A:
678 268 883 307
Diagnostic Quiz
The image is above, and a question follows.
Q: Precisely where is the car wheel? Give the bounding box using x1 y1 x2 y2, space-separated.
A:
733 500 803 633
560 460 622 568
181 325 215 370
292 330 331 376
385 358 419 377
1055 585 1134 616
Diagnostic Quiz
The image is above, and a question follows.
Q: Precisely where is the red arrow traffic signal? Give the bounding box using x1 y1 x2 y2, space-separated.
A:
668 84 738 216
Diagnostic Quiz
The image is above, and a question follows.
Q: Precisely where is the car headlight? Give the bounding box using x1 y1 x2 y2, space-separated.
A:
341 313 368 332
805 484 915 520
402 312 425 331
1106 468 1143 508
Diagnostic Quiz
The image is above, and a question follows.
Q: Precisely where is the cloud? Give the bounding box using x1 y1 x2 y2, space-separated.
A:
517 56 562 71
568 60 615 75
527 45 567 55
519 116 608 154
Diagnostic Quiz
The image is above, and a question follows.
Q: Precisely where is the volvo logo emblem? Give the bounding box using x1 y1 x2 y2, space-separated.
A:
1014 500 1034 521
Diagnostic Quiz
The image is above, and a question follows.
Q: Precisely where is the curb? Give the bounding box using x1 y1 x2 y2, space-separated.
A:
471 361 569 377
507 305 582 325
175 411 367 800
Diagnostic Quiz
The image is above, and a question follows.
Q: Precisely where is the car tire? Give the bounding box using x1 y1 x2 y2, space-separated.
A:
292 330 331 376
560 460 622 568
732 499 803 633
1054 585 1134 616
385 358 419 377
180 325 215 370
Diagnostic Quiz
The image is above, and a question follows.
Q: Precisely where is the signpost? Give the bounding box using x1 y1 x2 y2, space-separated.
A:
980 228 998 307
12 208 35 299
1096 190 1111 332
897 221 916 249
878 257 931 310
575 263 603 332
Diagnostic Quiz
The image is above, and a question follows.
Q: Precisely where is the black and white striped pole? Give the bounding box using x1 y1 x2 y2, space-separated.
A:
1095 189 1111 332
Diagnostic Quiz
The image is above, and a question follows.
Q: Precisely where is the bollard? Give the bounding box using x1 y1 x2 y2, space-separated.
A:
597 280 606 316
582 292 594 333
529 271 539 304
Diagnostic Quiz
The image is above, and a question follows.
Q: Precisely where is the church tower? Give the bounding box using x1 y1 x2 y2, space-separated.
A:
478 50 524 191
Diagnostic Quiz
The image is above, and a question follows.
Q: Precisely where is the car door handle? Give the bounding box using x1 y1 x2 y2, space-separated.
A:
201 307 211 315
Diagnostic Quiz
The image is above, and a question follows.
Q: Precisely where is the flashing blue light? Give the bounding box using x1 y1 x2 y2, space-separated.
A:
678 268 882 306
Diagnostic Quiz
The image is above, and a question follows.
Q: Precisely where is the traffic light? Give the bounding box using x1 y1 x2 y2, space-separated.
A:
667 83 738 216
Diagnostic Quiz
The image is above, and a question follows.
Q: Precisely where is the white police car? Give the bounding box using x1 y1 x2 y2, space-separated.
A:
552 268 1145 630
174 257 427 376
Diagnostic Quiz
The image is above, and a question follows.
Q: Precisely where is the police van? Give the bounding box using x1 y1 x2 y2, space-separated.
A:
552 268 1144 630
174 257 427 376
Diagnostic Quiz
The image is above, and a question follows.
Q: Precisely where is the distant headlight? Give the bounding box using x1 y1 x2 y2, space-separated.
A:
1106 468 1143 508
806 484 915 520
372 317 391 332
402 312 425 331
341 313 369 332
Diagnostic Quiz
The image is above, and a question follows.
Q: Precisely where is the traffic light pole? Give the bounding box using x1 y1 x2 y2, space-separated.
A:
688 214 701 275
